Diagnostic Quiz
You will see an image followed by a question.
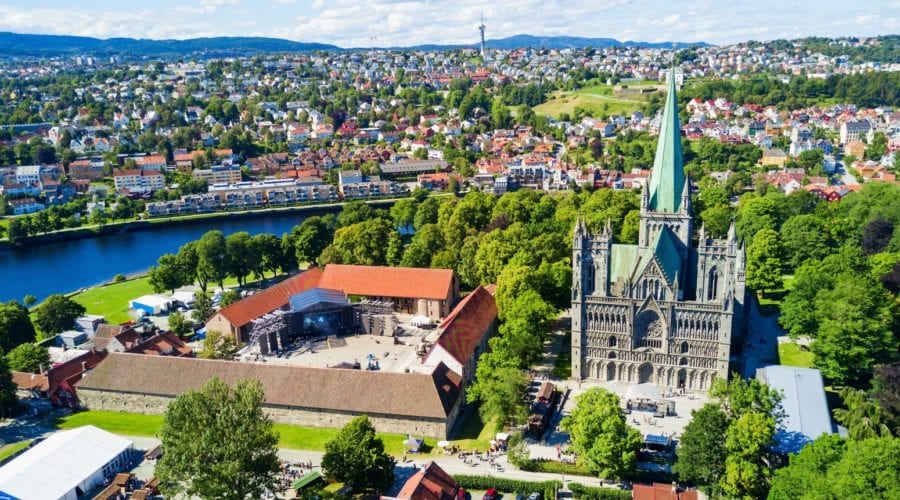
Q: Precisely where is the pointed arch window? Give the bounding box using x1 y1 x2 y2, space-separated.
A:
707 267 719 301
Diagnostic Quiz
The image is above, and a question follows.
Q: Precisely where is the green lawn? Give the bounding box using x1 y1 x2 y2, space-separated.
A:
57 410 165 436
449 411 498 451
55 410 438 455
0 441 31 462
70 276 156 324
552 331 572 379
534 83 651 119
778 342 814 368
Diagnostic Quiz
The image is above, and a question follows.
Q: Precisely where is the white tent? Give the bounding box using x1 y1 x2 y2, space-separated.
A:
0 425 134 500
625 383 662 402
410 315 432 327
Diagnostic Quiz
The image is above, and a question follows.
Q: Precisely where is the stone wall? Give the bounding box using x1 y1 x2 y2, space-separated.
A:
78 388 454 438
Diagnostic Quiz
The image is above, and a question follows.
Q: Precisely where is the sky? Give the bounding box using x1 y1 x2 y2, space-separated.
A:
0 0 896 48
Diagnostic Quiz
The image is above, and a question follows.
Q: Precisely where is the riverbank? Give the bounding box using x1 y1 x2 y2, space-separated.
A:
0 196 403 251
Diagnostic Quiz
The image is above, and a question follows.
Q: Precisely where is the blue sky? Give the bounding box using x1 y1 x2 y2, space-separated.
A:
0 0 896 47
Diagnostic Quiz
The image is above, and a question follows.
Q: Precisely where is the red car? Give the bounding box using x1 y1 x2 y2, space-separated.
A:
483 488 499 500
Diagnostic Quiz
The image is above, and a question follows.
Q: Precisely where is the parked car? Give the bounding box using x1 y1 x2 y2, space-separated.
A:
527 494 541 500
483 488 499 500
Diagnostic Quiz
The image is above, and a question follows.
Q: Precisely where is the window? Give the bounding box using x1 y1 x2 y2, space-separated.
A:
707 267 719 301
608 336 617 347
680 341 689 354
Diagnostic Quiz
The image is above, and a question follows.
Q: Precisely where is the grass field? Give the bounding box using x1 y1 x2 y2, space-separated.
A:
55 410 441 455
0 441 31 462
70 276 156 324
449 411 498 451
778 342 814 368
534 82 654 119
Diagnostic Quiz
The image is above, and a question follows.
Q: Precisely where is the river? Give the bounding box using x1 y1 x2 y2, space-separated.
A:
0 210 335 302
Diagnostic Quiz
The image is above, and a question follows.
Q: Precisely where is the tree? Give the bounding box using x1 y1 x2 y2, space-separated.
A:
176 241 203 290
710 376 783 421
833 388 893 440
156 377 280 500
561 387 642 480
199 330 240 360
780 214 831 269
0 300 36 352
6 343 49 373
720 412 776 499
674 403 730 491
769 434 847 500
466 352 528 427
291 216 332 266
745 228 784 296
197 230 229 290
148 253 187 294
0 353 19 420
225 231 260 287
811 273 897 385
167 311 192 337
33 294 85 336
390 198 417 233
219 289 241 308
861 217 894 255
827 436 900 499
192 291 215 323
252 233 283 278
400 223 444 268
337 201 374 227
329 219 395 266
22 295 37 309
321 416 395 493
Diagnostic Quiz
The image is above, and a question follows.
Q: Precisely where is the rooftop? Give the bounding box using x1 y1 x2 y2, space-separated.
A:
0 425 133 500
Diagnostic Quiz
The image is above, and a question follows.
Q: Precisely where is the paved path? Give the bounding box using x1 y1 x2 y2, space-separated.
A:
741 299 782 379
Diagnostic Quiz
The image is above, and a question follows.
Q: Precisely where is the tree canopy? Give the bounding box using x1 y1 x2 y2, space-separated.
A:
156 377 280 500
321 416 395 493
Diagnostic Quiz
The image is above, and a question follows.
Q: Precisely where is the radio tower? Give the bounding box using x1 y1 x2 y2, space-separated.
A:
478 15 486 58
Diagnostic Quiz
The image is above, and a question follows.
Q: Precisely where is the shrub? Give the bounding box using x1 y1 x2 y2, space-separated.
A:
113 274 126 283
568 483 631 499
452 475 561 499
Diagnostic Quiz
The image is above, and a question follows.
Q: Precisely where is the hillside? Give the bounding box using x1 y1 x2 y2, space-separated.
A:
0 31 709 57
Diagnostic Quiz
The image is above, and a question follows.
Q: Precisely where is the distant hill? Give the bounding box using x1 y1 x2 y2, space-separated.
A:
0 31 708 57
403 34 709 51
0 32 339 56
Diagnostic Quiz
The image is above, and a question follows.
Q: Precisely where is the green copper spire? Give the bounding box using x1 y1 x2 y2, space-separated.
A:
647 70 685 213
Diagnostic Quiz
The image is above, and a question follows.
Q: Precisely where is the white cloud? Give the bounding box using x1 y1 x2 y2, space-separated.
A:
200 0 241 13
0 0 896 46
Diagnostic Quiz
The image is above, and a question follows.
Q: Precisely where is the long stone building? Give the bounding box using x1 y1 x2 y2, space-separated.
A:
76 352 464 438
571 73 748 391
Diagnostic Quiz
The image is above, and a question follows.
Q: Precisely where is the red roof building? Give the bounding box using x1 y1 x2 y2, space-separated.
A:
396 461 460 500
632 483 699 500
423 286 497 385
205 269 323 342
319 265 459 320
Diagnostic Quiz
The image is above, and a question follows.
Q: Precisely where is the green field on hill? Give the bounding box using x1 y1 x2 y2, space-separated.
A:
534 82 658 119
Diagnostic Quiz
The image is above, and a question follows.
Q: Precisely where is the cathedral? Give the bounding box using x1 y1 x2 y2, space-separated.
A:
571 73 748 391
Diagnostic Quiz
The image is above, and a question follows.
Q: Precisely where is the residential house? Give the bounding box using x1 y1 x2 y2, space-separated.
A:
9 197 45 215
112 169 164 194
840 120 871 144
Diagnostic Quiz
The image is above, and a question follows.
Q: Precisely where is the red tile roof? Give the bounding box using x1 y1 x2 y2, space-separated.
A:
397 461 459 500
127 332 194 357
12 371 49 392
319 265 455 301
434 286 497 366
214 269 323 328
632 483 698 500
50 349 108 394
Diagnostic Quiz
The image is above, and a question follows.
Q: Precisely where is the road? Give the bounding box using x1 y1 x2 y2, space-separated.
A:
740 299 782 379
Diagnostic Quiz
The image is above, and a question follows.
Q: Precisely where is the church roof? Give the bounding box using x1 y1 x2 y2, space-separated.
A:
610 244 639 283
635 227 683 285
647 71 685 213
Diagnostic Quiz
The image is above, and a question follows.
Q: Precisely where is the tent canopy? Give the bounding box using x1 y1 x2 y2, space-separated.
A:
626 383 662 402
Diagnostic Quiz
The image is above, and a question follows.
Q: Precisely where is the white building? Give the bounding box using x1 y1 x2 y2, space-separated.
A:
0 425 134 500
113 169 164 194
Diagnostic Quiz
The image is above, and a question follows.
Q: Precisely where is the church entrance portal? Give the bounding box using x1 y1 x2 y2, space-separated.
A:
638 362 654 384
677 368 687 389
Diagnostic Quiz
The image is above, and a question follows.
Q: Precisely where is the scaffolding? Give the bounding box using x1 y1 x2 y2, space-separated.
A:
357 300 398 336
248 310 290 355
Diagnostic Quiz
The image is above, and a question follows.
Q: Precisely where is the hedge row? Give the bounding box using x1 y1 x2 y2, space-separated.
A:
452 475 562 498
567 483 632 500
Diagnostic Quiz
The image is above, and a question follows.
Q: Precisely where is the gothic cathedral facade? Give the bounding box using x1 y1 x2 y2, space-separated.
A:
571 74 748 391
